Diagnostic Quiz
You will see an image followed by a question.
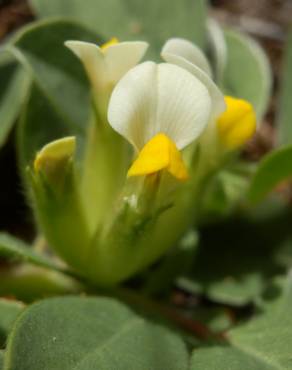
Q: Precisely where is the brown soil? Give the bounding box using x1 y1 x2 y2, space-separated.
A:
0 0 32 40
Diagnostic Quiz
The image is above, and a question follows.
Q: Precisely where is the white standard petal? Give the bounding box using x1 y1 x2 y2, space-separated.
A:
162 38 212 76
162 51 226 120
104 41 148 83
65 40 107 91
108 62 212 151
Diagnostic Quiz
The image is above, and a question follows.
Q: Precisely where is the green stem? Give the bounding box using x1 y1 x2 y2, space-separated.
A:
81 115 129 234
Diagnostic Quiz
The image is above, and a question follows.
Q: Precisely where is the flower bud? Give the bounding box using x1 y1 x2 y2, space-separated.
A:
31 137 91 274
217 96 256 150
34 136 76 190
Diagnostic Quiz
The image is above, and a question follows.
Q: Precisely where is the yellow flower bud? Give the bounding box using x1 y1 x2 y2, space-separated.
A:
217 96 256 150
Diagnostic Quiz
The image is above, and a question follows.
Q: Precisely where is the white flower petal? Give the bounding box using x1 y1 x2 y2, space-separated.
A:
65 41 107 91
162 38 212 76
104 41 149 83
108 62 212 151
162 52 226 120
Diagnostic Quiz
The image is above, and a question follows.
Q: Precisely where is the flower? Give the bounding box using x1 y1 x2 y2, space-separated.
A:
161 38 256 150
108 61 212 181
162 38 212 76
65 38 148 112
64 39 149 230
29 37 260 286
161 38 226 121
217 96 256 149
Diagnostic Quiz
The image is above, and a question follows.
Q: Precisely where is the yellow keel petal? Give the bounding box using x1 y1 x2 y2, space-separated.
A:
167 139 189 181
127 133 188 181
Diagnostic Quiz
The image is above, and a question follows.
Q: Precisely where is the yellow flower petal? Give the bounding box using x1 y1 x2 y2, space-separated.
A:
127 133 188 181
217 96 256 149
167 139 189 181
101 37 119 52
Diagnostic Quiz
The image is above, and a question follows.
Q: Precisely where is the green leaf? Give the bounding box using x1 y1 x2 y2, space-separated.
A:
7 19 101 166
223 29 271 121
142 230 198 296
29 0 129 39
191 346 274 370
191 307 232 333
0 299 24 346
0 351 3 369
207 19 227 85
190 273 292 369
200 165 253 220
9 19 99 129
0 53 30 148
0 265 82 302
123 0 208 53
177 210 292 306
29 0 208 57
248 145 292 204
277 30 292 145
17 83 78 168
0 232 59 270
5 296 188 370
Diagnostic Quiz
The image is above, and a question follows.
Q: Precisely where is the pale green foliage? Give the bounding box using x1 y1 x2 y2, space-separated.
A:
191 275 292 369
5 297 188 370
0 55 30 149
248 145 292 204
0 299 24 346
222 29 271 121
9 20 100 167
29 0 207 56
0 233 58 270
